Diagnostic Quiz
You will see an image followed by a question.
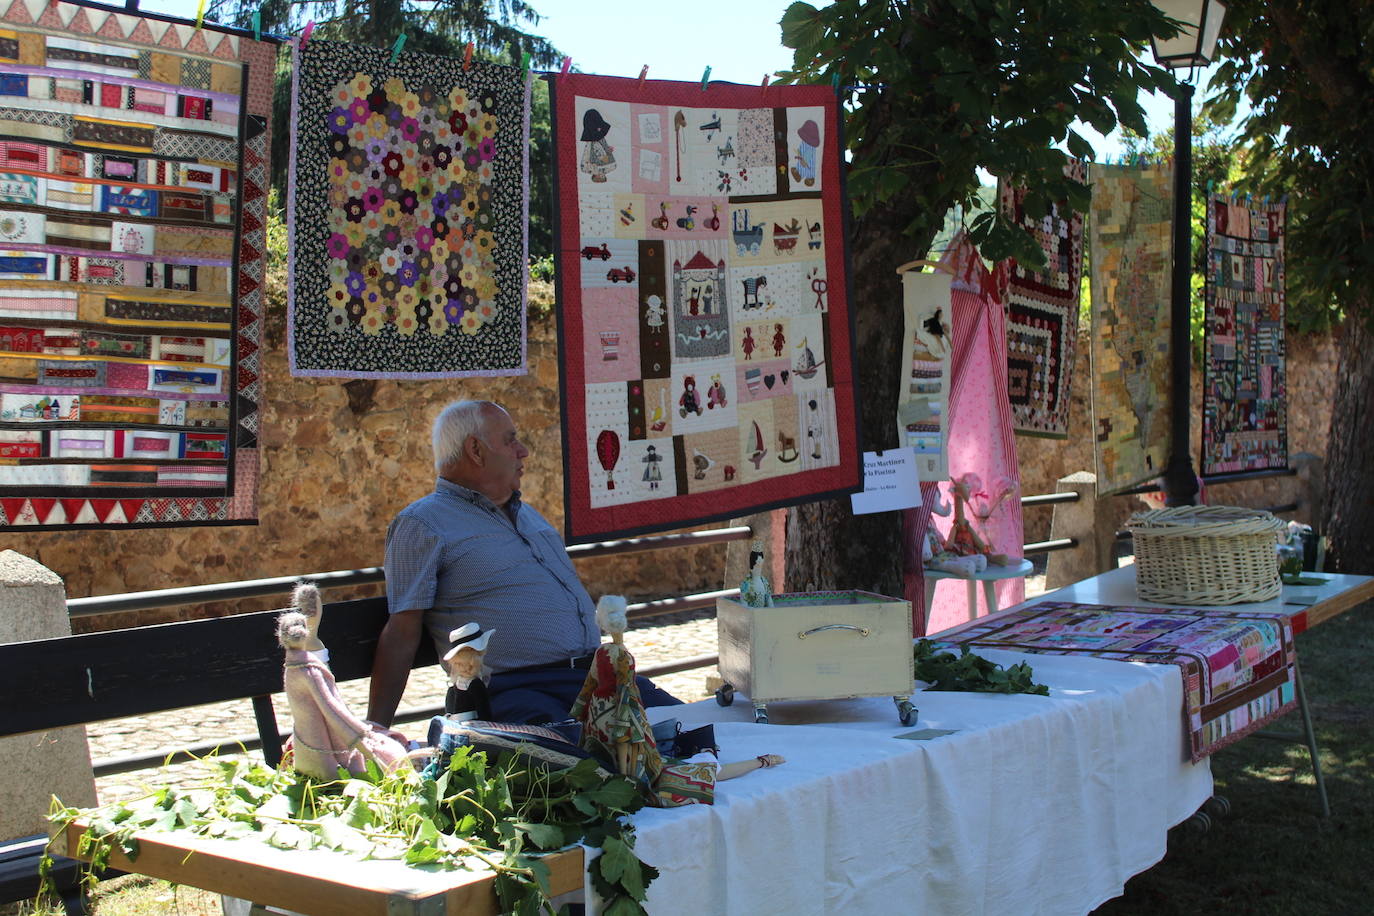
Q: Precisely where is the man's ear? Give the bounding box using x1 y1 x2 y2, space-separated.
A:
465 434 484 466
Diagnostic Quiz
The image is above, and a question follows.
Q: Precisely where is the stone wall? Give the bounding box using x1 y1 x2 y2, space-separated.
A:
1017 326 1339 543
0 263 1336 625
0 286 730 630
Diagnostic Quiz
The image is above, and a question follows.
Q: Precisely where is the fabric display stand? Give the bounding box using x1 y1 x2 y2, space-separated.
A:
902 233 1024 636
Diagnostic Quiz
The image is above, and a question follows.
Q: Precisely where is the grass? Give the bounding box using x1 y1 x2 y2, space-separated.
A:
8 605 1369 916
1095 603 1373 915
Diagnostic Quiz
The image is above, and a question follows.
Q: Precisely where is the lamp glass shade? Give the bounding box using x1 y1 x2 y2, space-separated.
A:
1150 0 1227 68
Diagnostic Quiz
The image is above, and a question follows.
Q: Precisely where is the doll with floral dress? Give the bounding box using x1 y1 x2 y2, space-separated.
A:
943 473 1018 567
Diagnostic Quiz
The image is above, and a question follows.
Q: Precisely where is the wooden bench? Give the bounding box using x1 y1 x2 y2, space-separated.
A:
0 594 425 914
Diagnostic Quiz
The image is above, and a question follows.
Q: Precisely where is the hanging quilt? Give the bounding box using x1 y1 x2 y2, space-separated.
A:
287 40 529 378
897 268 952 481
552 74 860 544
998 160 1086 439
1088 162 1174 495
942 600 1298 762
1202 195 1286 475
0 0 272 530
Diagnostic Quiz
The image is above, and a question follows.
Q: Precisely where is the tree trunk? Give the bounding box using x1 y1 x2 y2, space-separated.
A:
784 198 929 596
1322 314 1374 574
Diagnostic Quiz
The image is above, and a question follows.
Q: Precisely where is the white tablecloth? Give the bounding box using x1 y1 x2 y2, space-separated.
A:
634 648 1211 915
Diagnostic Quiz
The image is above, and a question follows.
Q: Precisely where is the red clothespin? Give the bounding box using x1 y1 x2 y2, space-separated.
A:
560 56 572 75
300 20 315 51
463 42 474 71
638 65 649 85
761 74 770 95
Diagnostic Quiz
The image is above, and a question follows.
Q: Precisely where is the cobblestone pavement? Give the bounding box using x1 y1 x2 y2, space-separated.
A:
89 576 1045 805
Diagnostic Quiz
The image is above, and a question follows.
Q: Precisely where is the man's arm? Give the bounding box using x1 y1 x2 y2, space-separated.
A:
367 607 425 728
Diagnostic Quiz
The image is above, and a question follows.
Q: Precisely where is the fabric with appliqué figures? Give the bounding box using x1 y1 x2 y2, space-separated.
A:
0 0 272 530
287 40 529 378
552 74 860 544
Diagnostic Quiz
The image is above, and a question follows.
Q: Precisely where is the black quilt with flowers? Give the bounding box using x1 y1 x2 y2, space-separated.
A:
287 40 529 378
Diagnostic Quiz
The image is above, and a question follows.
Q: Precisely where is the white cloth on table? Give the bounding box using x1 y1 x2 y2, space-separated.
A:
631 648 1210 915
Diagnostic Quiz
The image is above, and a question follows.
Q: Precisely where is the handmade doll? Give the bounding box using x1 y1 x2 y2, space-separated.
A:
279 583 409 779
944 473 1017 566
443 621 494 722
738 541 774 608
922 489 986 576
572 596 784 807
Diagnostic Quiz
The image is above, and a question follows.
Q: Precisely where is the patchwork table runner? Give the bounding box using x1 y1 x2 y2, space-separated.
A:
998 160 1086 439
941 600 1297 761
551 75 860 543
0 0 273 529
287 40 529 377
1088 162 1174 495
1202 194 1287 475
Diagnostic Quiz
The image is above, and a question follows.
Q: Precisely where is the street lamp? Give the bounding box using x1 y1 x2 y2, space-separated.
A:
1149 0 1226 506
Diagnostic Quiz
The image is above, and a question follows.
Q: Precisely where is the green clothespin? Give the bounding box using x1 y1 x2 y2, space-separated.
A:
701 66 712 90
391 33 406 64
521 51 531 76
831 71 840 93
252 10 261 41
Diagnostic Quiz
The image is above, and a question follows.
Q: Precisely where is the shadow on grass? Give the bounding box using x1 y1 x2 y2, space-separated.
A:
1095 604 1373 915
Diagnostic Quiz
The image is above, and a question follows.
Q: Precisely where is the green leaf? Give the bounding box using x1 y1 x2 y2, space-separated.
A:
516 821 566 850
597 835 636 885
779 2 824 52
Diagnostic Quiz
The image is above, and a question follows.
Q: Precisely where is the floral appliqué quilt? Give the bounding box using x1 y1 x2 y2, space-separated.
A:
288 40 529 378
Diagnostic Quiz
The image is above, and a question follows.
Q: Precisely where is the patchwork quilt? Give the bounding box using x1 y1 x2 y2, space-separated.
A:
942 600 1298 762
999 161 1086 439
552 75 860 543
287 40 529 378
1202 194 1286 475
0 0 273 529
1088 163 1174 495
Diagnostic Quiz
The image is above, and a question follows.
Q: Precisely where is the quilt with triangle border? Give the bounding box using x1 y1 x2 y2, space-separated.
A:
0 0 271 529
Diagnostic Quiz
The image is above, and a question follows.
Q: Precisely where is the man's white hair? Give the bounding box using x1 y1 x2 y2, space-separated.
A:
432 400 499 470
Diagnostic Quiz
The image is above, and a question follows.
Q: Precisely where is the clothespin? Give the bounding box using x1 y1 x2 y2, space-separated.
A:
638 65 649 85
463 42 474 71
560 56 572 75
831 72 840 92
252 10 261 42
1207 179 1214 193
194 0 206 30
761 73 770 95
701 65 712 90
390 33 406 64
521 51 531 77
300 20 315 51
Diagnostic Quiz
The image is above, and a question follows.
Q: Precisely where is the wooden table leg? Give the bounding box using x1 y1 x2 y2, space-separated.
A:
965 579 978 621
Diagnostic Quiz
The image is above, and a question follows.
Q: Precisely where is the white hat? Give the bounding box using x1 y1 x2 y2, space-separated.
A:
442 622 494 661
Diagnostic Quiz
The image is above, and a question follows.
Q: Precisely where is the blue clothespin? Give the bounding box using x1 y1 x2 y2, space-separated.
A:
701 66 712 90
252 10 261 41
390 33 406 64
831 72 840 93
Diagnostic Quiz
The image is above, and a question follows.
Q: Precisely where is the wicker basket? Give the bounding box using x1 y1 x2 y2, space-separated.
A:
1126 506 1286 605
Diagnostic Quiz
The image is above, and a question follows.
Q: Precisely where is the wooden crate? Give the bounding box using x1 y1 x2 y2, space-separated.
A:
716 590 914 723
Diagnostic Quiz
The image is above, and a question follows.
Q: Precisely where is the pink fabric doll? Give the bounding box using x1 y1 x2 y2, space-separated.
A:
279 583 410 780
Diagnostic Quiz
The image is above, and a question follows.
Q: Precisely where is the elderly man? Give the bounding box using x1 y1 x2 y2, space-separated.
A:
367 400 681 726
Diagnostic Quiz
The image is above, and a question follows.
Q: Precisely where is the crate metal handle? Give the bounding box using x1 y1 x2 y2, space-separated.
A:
797 623 870 639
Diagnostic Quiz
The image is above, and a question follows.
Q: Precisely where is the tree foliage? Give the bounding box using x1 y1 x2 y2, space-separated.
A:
777 0 1179 265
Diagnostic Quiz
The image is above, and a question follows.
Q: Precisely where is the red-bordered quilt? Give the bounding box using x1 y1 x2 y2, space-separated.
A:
551 75 860 544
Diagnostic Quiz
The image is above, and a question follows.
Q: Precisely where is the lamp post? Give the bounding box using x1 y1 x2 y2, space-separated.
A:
1149 0 1226 506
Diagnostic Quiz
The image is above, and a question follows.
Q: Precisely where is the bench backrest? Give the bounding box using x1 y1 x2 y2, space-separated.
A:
0 595 433 740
